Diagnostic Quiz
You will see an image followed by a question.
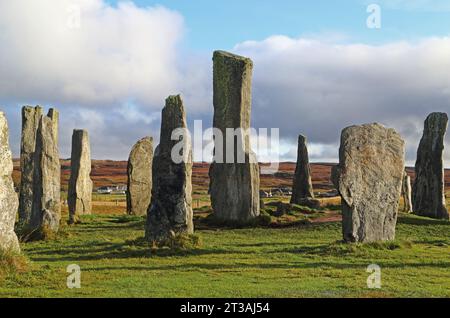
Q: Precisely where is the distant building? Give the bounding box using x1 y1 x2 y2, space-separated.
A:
97 186 113 194
259 190 273 198
96 185 127 194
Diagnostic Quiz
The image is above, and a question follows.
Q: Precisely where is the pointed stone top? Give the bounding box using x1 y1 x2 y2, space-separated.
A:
160 95 187 150
213 50 253 66
130 136 153 153
425 112 448 129
165 94 183 108
138 136 153 143
298 134 307 143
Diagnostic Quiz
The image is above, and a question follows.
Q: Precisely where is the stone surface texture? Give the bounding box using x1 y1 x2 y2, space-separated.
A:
127 137 153 216
68 130 92 224
332 123 405 243
209 50 260 224
412 112 448 220
145 95 193 242
0 112 20 252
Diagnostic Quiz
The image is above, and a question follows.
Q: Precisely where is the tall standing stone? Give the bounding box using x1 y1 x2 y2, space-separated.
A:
332 123 405 243
291 135 315 204
412 113 449 220
19 106 60 235
68 130 92 224
127 137 153 216
145 95 193 242
30 112 61 233
209 50 260 224
19 106 43 225
402 171 413 213
0 112 20 253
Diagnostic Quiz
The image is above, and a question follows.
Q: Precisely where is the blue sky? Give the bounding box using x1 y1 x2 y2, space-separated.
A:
106 0 450 50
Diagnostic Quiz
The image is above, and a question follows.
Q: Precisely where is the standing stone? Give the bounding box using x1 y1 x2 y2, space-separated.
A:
291 135 315 204
30 113 61 233
68 130 92 224
0 112 20 253
145 95 193 242
19 106 60 235
127 137 153 216
402 171 413 213
209 50 260 224
19 106 43 225
331 123 405 243
412 113 449 220
47 108 59 146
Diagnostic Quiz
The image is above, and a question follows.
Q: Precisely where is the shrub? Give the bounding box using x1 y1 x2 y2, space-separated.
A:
0 250 29 280
16 223 68 242
257 213 273 226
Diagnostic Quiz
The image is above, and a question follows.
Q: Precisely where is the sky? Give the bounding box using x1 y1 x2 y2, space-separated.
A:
0 0 449 166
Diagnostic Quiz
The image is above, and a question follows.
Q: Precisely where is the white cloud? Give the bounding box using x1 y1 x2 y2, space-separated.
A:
0 0 184 106
233 35 450 166
0 0 191 160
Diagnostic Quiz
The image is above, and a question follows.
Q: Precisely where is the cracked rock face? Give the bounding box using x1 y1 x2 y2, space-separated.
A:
209 50 260 224
291 135 315 204
127 137 153 216
68 130 92 224
19 106 61 235
332 123 405 243
145 95 193 243
412 112 449 220
0 112 20 253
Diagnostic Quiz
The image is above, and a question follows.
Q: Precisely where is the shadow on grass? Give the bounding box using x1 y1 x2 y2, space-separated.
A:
78 259 450 273
27 241 231 262
279 240 415 256
398 215 449 226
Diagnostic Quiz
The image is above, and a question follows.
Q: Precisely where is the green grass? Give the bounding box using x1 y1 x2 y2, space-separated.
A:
0 213 449 298
91 194 127 202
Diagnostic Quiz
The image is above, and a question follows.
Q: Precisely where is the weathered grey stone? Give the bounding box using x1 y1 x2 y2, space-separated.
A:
0 112 20 253
332 123 405 243
127 137 153 216
402 171 413 213
68 130 92 224
19 106 61 235
19 106 43 225
274 202 291 217
412 113 449 220
209 50 260 224
145 95 193 242
291 135 315 204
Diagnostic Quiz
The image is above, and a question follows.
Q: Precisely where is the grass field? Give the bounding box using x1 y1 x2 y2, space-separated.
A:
4 163 449 298
1 209 449 298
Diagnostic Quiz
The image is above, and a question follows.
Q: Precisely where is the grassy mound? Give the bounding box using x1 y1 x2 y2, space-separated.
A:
0 250 29 281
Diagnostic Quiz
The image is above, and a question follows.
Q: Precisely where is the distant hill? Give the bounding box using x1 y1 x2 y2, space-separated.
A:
12 159 450 193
